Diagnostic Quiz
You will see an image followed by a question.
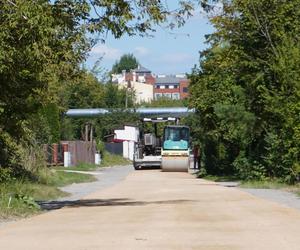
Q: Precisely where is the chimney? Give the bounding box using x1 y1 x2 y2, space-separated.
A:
133 71 136 82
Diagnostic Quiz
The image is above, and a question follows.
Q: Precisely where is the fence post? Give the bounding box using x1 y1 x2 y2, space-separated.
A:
52 143 58 165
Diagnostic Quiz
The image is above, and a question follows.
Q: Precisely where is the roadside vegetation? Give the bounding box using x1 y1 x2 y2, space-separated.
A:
0 169 96 219
55 152 131 172
202 174 300 197
100 152 131 168
0 150 130 219
0 0 191 219
239 179 300 197
189 0 300 185
1 0 299 218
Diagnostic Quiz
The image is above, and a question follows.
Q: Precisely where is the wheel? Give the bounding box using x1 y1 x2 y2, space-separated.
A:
134 164 140 170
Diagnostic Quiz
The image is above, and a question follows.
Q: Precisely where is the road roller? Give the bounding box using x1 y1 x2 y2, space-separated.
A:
161 125 190 172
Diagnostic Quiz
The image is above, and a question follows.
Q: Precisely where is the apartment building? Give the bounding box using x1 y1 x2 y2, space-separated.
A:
111 65 189 103
154 75 189 100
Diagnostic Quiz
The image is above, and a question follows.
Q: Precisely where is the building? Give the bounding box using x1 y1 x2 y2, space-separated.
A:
111 65 189 103
154 75 189 100
112 65 155 104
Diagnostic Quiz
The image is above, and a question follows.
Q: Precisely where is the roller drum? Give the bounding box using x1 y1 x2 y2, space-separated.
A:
161 156 189 172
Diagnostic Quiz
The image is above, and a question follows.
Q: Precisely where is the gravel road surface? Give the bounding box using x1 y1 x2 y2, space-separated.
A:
59 165 133 201
1 169 300 250
241 188 300 210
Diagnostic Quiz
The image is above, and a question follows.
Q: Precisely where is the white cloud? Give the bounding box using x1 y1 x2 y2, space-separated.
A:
160 53 194 63
90 44 122 60
134 46 150 56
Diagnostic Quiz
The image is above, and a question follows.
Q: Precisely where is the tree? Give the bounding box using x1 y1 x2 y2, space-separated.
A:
189 0 300 182
0 0 200 171
111 54 139 74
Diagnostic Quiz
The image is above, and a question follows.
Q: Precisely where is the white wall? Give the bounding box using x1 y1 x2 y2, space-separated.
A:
117 81 153 104
132 81 153 103
114 126 139 142
123 141 135 160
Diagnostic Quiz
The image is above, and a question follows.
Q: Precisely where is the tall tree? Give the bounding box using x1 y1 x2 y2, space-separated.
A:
0 0 199 171
189 0 300 182
111 54 139 74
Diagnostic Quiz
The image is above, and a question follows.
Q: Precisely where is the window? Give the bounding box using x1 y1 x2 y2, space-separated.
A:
155 85 160 89
172 93 180 100
174 85 178 89
183 87 188 93
155 93 162 99
165 85 169 89
163 93 172 99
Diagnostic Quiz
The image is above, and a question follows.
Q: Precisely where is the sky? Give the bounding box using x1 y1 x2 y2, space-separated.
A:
87 8 214 76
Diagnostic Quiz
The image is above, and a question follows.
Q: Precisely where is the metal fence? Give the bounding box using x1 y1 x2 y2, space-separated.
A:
105 142 123 155
45 141 97 166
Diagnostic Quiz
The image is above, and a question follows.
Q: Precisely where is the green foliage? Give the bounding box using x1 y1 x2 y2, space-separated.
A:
0 169 96 218
14 194 40 209
104 83 135 108
111 54 139 74
0 0 197 178
189 0 300 183
95 111 139 139
96 140 105 155
0 168 14 183
139 97 187 107
101 151 131 167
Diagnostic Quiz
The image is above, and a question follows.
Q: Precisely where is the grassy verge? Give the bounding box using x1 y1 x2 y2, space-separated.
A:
54 152 131 172
202 175 239 182
100 151 131 168
239 179 290 189
55 163 99 172
0 169 96 219
202 174 300 197
1 152 130 219
240 180 300 197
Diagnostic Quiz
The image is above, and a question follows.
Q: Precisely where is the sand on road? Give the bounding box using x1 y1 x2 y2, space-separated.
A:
0 170 300 250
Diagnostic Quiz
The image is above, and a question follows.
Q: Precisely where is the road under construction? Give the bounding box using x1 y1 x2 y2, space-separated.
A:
66 107 196 172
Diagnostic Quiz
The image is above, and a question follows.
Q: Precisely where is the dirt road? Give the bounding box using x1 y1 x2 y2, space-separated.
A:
1 170 300 250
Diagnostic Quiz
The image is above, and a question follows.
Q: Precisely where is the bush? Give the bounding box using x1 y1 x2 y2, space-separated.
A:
0 168 14 183
233 153 267 181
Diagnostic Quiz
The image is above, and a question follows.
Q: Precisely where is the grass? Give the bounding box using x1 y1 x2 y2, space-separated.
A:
1 152 131 219
55 163 99 172
240 179 300 198
202 175 239 182
0 169 96 219
100 151 131 168
203 174 300 197
54 152 131 172
239 179 290 189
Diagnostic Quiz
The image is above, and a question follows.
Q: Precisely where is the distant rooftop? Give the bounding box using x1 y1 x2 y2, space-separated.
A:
133 65 151 73
155 75 187 84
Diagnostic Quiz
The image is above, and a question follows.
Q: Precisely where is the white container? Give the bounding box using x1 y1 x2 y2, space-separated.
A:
64 152 70 167
95 153 101 165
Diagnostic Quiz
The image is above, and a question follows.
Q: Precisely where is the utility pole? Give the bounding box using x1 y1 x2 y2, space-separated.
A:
125 87 128 109
125 80 131 109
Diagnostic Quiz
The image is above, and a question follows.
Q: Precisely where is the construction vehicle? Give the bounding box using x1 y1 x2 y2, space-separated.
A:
161 125 190 172
66 107 195 172
133 118 191 172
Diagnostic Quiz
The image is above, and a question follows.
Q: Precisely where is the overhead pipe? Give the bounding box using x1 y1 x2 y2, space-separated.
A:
65 107 195 118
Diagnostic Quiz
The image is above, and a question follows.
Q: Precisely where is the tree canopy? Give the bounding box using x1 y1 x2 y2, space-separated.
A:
0 0 200 175
189 0 300 182
111 54 139 74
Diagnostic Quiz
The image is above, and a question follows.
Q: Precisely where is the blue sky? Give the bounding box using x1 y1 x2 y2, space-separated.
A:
87 9 214 75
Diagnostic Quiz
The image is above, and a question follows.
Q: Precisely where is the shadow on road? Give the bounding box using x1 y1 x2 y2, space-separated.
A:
38 198 196 211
